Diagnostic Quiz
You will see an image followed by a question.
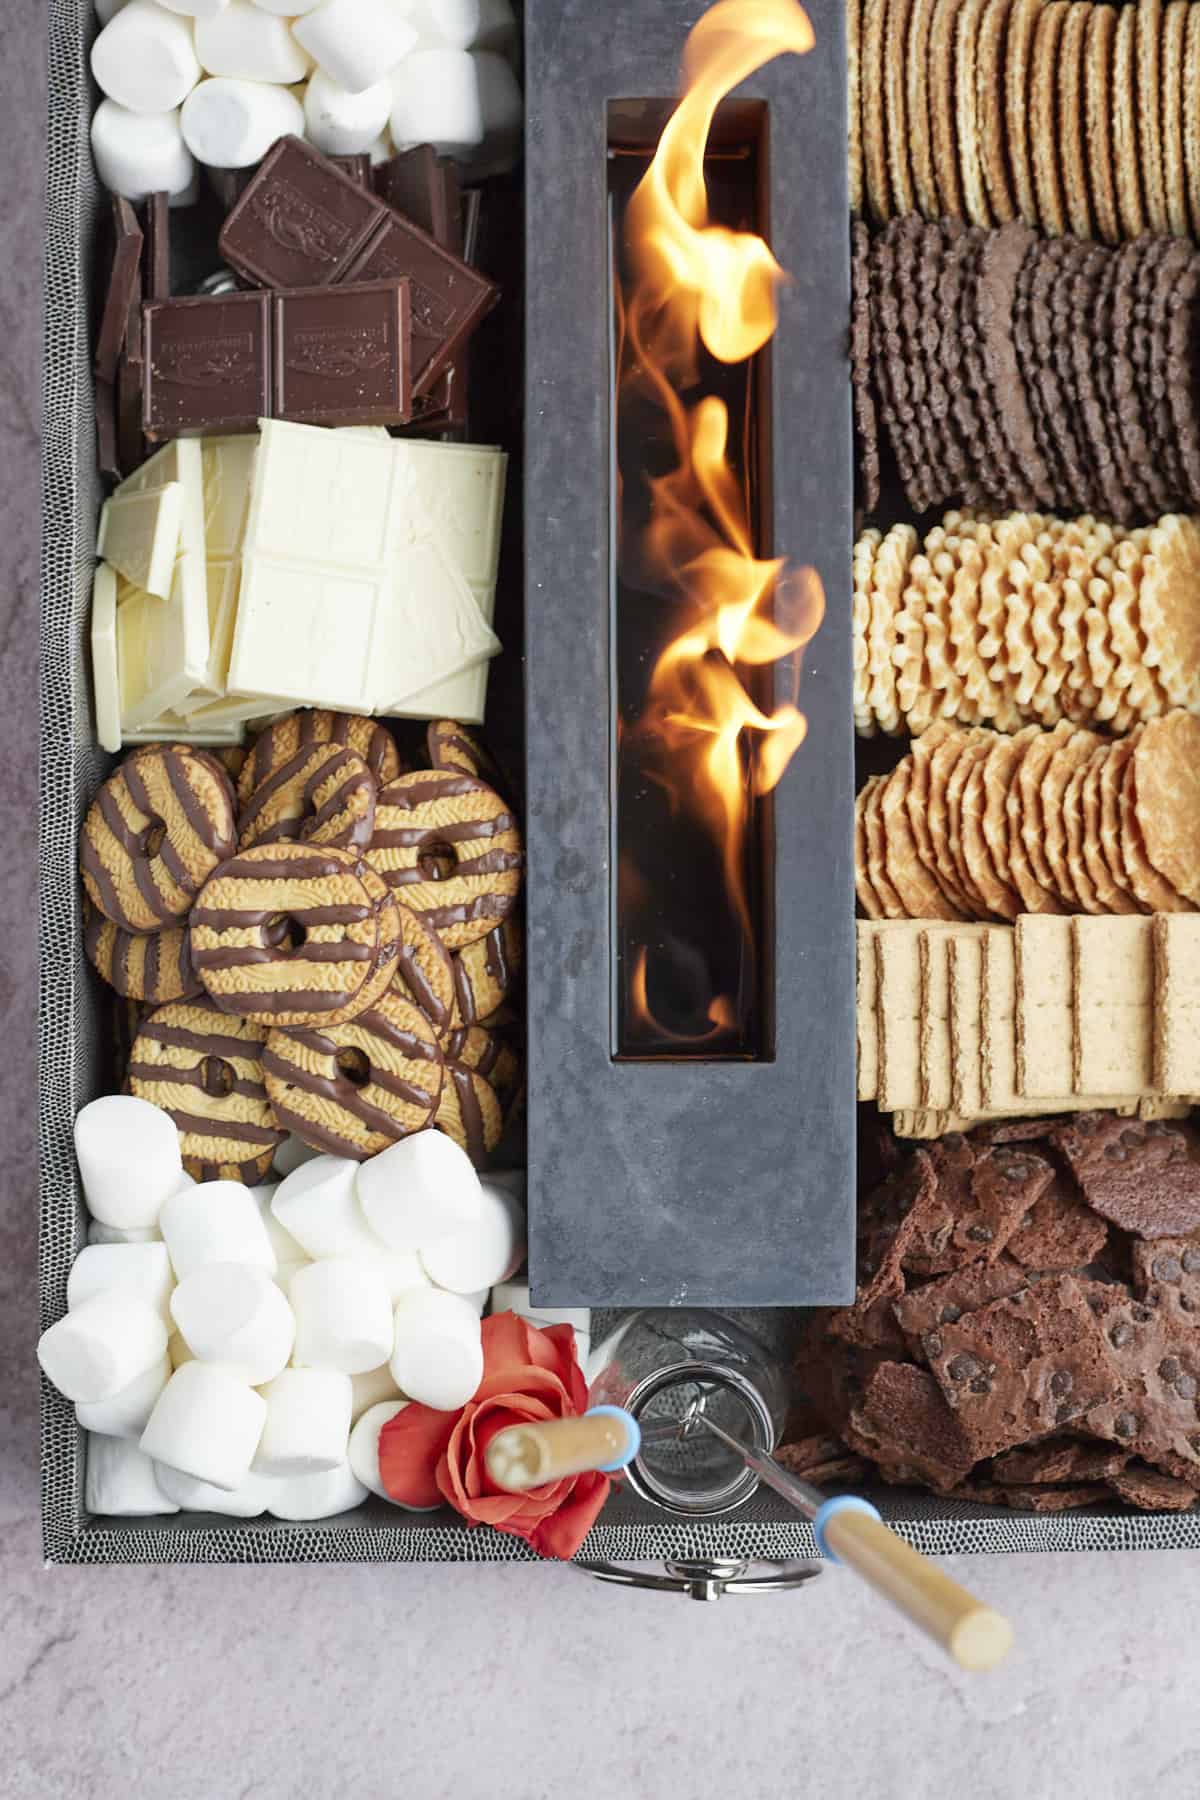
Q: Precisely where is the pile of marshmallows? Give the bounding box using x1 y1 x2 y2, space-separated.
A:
90 0 523 205
39 1095 586 1521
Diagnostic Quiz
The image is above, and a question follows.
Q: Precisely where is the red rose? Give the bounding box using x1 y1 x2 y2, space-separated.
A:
378 1311 611 1560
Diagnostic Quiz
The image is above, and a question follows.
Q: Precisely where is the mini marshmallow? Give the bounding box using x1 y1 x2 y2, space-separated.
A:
272 1155 387 1262
87 1221 161 1245
77 1353 171 1440
303 70 393 156
290 1259 395 1374
348 1399 410 1501
67 1242 175 1322
160 1179 276 1280
490 1281 592 1365
390 1289 482 1411
167 1330 195 1369
407 0 516 51
267 1459 368 1520
170 1263 295 1385
250 1182 308 1267
350 1361 404 1421
273 1133 321 1179
419 1176 525 1295
357 1132 482 1254
74 1094 184 1229
140 1361 266 1490
91 0 202 113
254 1368 352 1476
91 100 198 202
195 1 312 83
155 1461 274 1516
180 76 304 167
293 0 418 95
38 1293 168 1406
86 1434 179 1516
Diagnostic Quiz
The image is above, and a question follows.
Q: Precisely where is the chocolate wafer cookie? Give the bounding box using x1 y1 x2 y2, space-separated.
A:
851 220 881 514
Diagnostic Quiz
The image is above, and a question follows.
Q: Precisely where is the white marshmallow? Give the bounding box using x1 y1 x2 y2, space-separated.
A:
87 1220 161 1245
167 1330 195 1369
38 1293 168 1405
274 1258 310 1295
195 1 312 82
139 1361 266 1489
254 1368 352 1476
267 1459 368 1519
456 1286 489 1315
357 1132 482 1254
273 1132 321 1179
408 0 515 52
272 1155 385 1262
170 1263 295 1384
390 1289 482 1411
489 1281 592 1365
290 1259 395 1374
77 1353 172 1440
180 76 305 167
91 0 203 113
74 1094 184 1229
159 0 233 15
86 1434 179 1515
348 1399 410 1500
169 169 202 206
373 1247 433 1304
249 0 322 12
419 1176 525 1294
293 0 418 94
91 100 198 201
160 1179 276 1280
155 1462 274 1516
391 45 522 168
67 1242 175 1323
250 1182 308 1266
367 126 394 164
465 50 522 173
303 69 393 156
349 1361 404 1420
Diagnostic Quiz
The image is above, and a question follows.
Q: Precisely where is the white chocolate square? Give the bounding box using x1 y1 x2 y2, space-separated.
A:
97 481 184 600
113 440 215 726
91 563 121 754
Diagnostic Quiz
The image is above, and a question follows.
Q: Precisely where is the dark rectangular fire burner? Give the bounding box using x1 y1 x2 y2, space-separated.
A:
524 0 856 1307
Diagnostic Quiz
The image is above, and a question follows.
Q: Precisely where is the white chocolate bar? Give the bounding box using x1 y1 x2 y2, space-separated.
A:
91 563 121 754
97 481 183 599
113 439 214 728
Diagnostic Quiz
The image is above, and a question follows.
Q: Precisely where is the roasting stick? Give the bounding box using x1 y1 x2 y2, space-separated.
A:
484 1407 641 1491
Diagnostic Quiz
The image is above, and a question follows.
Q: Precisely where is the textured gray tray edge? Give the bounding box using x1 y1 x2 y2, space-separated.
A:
37 0 1197 1562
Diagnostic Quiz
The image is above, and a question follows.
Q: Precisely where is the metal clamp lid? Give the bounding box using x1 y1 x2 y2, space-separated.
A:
576 1557 823 1602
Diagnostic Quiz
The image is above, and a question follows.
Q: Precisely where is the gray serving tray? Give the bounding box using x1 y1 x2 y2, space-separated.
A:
39 0 1193 1564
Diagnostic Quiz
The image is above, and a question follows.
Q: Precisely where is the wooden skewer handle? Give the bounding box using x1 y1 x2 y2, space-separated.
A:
821 1508 1014 1672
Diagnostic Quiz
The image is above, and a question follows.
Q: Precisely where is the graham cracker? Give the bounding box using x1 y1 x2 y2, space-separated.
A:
1030 2 1068 234
919 926 954 1108
956 0 994 223
929 0 966 216
885 0 918 215
849 0 864 214
1005 0 1043 224
977 0 1017 221
892 1109 972 1138
876 923 925 1111
981 923 1018 1107
906 0 941 216
856 920 880 1099
948 932 984 1115
1136 0 1168 232
1057 0 1092 238
1152 914 1200 1094
1015 913 1073 1097
1112 5 1146 237
862 0 892 223
1137 1098 1194 1121
1084 4 1119 245
1184 4 1200 238
1131 710 1200 903
1162 1 1189 237
1071 915 1154 1096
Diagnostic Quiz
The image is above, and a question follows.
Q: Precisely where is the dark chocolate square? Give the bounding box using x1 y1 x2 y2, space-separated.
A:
329 154 372 189
272 279 412 427
373 145 463 251
143 292 271 439
343 212 497 395
95 195 143 385
219 135 384 290
143 191 170 302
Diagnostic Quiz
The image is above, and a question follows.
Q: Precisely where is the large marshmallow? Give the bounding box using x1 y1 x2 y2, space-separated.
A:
91 0 203 113
290 1259 395 1374
86 1434 180 1515
74 1094 184 1229
139 1361 266 1489
390 1289 482 1411
250 0 322 12
391 47 520 166
87 1220 162 1245
91 100 198 202
464 50 522 172
293 0 418 94
357 1132 482 1254
348 1399 410 1501
267 1460 368 1520
67 1242 175 1323
159 0 233 14
373 1247 433 1305
255 1368 352 1476
303 70 393 156
160 1179 276 1280
195 1 312 82
273 1132 321 1179
170 1263 295 1384
419 1176 525 1295
38 1293 168 1405
349 1361 404 1421
77 1353 172 1440
490 1281 592 1365
407 0 516 51
272 1156 386 1262
167 1330 195 1369
180 76 304 167
250 1182 308 1266
155 1461 275 1515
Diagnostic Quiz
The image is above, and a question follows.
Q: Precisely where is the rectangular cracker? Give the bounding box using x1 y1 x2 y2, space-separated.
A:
1153 916 1200 1096
949 935 984 1118
1015 915 1074 1098
981 927 1017 1109
890 1110 973 1139
1071 916 1154 1096
856 921 879 1101
919 929 953 1110
876 925 923 1113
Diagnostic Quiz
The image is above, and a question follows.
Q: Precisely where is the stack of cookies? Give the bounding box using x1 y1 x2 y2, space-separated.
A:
855 712 1200 922
852 218 1200 522
852 0 1200 243
853 510 1200 738
80 709 525 1180
858 915 1200 1135
788 1118 1200 1515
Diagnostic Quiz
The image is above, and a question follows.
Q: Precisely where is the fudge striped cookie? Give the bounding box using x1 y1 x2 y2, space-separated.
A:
448 916 524 1028
237 741 377 853
426 719 510 798
81 744 237 933
366 769 524 951
435 1059 504 1167
391 899 456 1036
236 708 401 808
442 1021 522 1114
83 897 201 1006
128 996 284 1182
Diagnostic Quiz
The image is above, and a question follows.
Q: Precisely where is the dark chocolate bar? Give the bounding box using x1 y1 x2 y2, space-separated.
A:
373 145 462 252
219 136 383 288
343 210 494 394
329 154 372 188
95 196 143 384
143 192 170 301
272 280 412 427
96 377 120 481
142 291 271 439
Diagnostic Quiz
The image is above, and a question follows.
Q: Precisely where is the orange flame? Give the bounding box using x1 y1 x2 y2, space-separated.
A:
619 0 825 988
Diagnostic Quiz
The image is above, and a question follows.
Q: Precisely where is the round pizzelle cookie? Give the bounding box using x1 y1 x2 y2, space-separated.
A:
867 524 916 733
1040 724 1101 906
945 735 995 913
1111 5 1146 238
960 743 1022 919
1161 1 1189 237
390 899 456 1035
1118 733 1196 912
906 0 941 216
1084 4 1120 245
884 0 917 214
1108 243 1168 519
449 916 523 1028
237 742 376 854
881 760 965 918
906 720 972 912
1096 736 1146 913
1131 711 1200 903
862 0 892 223
928 726 990 910
1185 4 1200 238
853 527 877 731
83 899 201 1006
855 784 886 918
929 541 1004 723
1056 0 1092 238
976 0 1017 222
1136 0 1168 232
955 0 993 224
1014 716 1073 895
1135 516 1200 711
236 709 400 809
426 720 508 798
436 1061 503 1168
1069 245 1128 524
850 223 882 515
442 1022 522 1115
366 769 524 952
263 989 444 1161
864 774 905 917
190 841 401 1028
128 997 284 1183
1030 2 1068 234
893 220 944 505
1162 262 1200 508
1005 0 1044 223
1060 754 1102 912
849 0 864 213
974 224 1050 509
1005 726 1066 912
981 723 1039 900
81 744 237 935
929 0 966 217
1080 742 1138 914
871 232 924 498
891 558 936 732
